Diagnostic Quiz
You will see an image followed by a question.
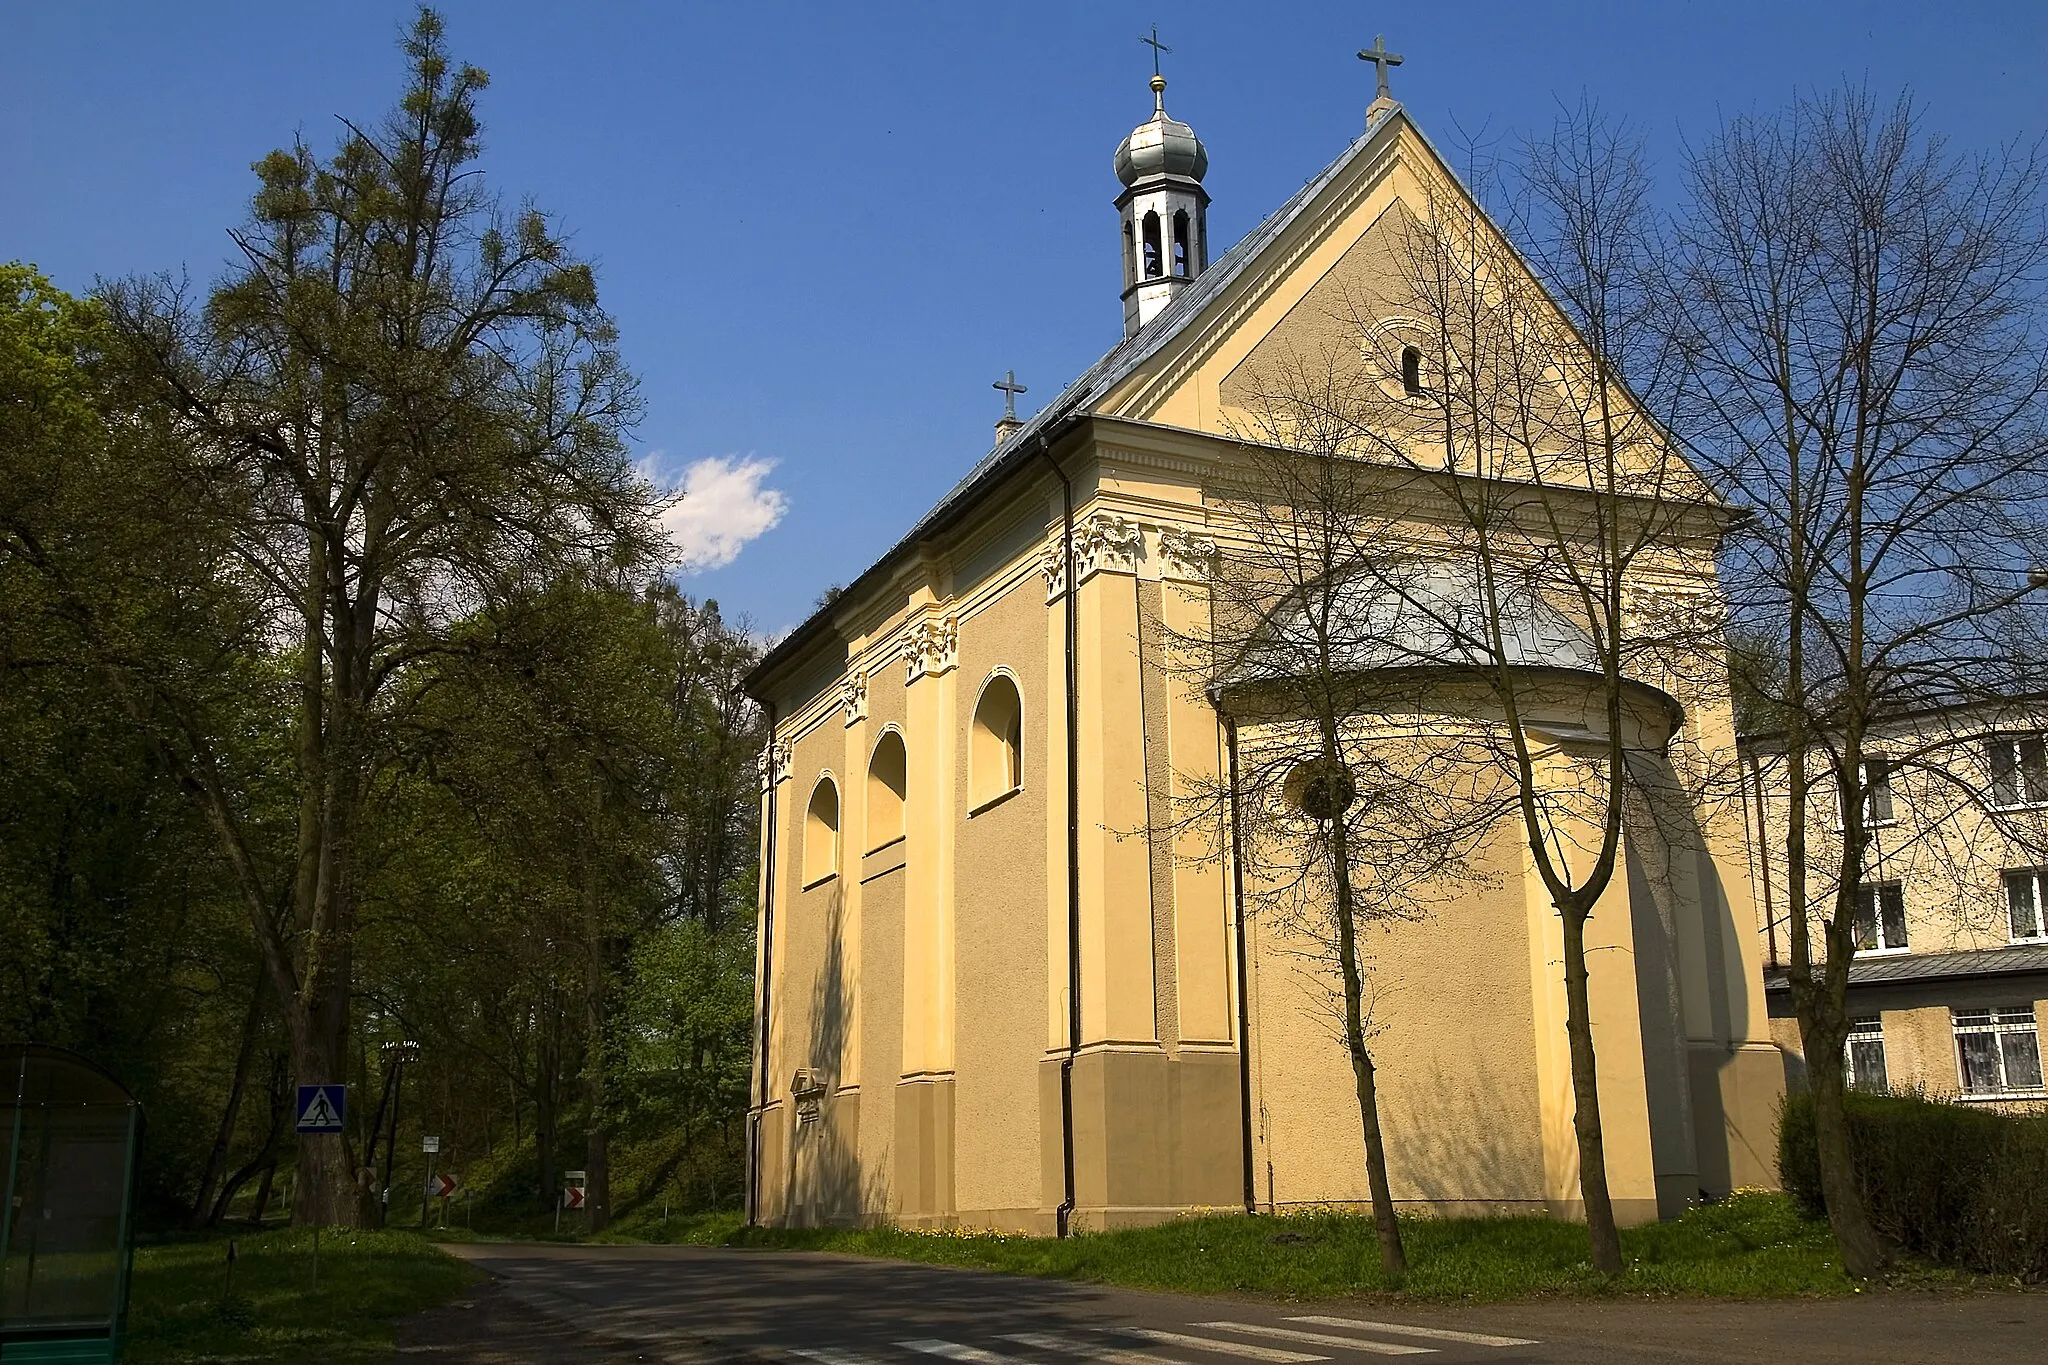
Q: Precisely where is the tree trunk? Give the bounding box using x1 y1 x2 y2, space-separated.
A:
211 1053 290 1225
584 931 613 1233
190 966 267 1227
1798 999 1890 1276
287 1004 368 1226
1324 744 1406 1279
249 1162 277 1225
1559 908 1623 1275
536 1033 559 1207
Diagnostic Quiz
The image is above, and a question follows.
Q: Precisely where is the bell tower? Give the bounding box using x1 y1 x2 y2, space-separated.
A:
1113 51 1210 336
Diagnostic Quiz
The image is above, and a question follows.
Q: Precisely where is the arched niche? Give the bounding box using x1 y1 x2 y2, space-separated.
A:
970 673 1024 810
803 774 840 885
867 729 907 851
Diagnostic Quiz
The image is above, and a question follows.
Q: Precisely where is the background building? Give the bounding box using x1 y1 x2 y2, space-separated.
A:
1741 705 2048 1110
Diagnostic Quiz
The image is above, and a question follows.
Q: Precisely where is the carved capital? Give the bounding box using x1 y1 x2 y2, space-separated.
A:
1041 539 1069 603
1076 512 1144 583
757 739 793 792
839 670 869 726
905 614 959 682
1156 525 1220 581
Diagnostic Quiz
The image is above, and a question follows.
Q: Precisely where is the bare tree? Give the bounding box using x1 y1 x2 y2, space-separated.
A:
1669 87 2048 1275
1163 353 1515 1279
1304 107 1728 1275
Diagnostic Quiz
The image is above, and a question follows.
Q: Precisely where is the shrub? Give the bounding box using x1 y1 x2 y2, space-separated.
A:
1779 1089 2048 1279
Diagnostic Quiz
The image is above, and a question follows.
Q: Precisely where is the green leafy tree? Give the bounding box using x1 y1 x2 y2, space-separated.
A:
97 9 663 1224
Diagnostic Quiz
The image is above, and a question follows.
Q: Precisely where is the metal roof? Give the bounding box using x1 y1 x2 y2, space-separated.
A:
1235 560 1601 687
1763 943 2048 990
747 106 1408 691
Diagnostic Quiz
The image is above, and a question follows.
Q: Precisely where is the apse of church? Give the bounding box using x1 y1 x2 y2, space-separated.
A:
743 48 1783 1233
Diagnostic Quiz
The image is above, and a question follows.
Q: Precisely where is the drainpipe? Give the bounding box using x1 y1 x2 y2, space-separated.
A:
1037 433 1083 1238
1213 695 1258 1214
748 702 779 1226
1745 747 1778 969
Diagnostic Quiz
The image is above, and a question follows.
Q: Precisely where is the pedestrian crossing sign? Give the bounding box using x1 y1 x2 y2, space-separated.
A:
295 1083 346 1133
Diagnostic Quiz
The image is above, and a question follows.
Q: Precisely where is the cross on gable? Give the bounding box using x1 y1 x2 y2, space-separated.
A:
993 370 1028 421
1358 33 1403 103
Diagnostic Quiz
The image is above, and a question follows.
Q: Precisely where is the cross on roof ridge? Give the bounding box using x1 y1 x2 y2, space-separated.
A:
1358 33 1403 104
993 370 1028 422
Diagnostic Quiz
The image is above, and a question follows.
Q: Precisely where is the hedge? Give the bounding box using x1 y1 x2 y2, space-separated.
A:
1780 1089 2048 1279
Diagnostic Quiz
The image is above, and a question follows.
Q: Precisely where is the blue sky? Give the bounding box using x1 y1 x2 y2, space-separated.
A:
5 2 2042 633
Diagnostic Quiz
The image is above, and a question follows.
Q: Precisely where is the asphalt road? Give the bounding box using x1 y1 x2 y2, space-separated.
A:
413 1242 2044 1365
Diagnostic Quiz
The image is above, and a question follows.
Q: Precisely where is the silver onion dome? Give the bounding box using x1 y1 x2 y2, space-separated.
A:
1114 75 1208 187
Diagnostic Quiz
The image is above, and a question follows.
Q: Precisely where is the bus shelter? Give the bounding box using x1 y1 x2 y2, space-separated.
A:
1 1044 142 1364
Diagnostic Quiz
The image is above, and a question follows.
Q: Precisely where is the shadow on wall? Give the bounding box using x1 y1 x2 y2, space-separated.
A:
1378 1058 1547 1207
783 886 884 1226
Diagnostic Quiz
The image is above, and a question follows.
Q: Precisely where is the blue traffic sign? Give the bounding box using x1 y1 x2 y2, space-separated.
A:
295 1084 346 1133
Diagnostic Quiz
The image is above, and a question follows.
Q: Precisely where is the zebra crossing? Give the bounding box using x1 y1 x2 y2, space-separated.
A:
785 1315 1539 1365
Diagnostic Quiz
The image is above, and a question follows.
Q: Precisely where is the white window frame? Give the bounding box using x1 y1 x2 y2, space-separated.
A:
1852 879 1910 955
1987 732 2048 810
1953 1006 2046 1099
1844 1015 1888 1093
1834 756 1898 829
2002 867 2048 945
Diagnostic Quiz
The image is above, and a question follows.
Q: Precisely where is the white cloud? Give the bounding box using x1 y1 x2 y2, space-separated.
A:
653 455 788 572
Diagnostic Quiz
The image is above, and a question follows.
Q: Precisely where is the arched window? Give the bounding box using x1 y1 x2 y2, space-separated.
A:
970 674 1024 809
1123 218 1137 287
1141 211 1163 279
1171 210 1190 277
1401 345 1424 396
867 730 907 851
803 776 840 885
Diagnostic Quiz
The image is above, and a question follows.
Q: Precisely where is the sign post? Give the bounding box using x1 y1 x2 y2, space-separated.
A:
293 1086 344 1285
424 1172 459 1227
557 1170 587 1235
294 1084 346 1135
420 1135 439 1228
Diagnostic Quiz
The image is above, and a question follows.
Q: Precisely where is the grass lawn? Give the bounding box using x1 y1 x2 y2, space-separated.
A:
598 1193 1984 1301
125 1228 476 1364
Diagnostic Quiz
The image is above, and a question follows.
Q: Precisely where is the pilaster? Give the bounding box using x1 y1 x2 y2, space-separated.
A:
898 601 959 1222
1073 514 1157 1047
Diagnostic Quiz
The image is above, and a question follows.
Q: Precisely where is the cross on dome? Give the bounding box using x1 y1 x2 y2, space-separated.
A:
1140 24 1171 79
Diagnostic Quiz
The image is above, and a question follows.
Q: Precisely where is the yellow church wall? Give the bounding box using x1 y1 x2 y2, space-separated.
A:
854 673 910 1221
1160 574 1235 1045
1076 562 1159 1047
1247 813 1550 1214
1236 679 1745 1225
950 570 1053 1229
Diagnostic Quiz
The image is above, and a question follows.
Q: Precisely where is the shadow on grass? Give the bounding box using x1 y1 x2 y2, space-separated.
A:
592 1194 1987 1303
126 1227 476 1364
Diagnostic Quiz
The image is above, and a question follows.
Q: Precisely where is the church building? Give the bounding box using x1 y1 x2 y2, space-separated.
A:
743 51 1783 1233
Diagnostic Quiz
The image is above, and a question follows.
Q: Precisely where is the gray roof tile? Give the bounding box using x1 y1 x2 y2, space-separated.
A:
1764 943 2048 990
